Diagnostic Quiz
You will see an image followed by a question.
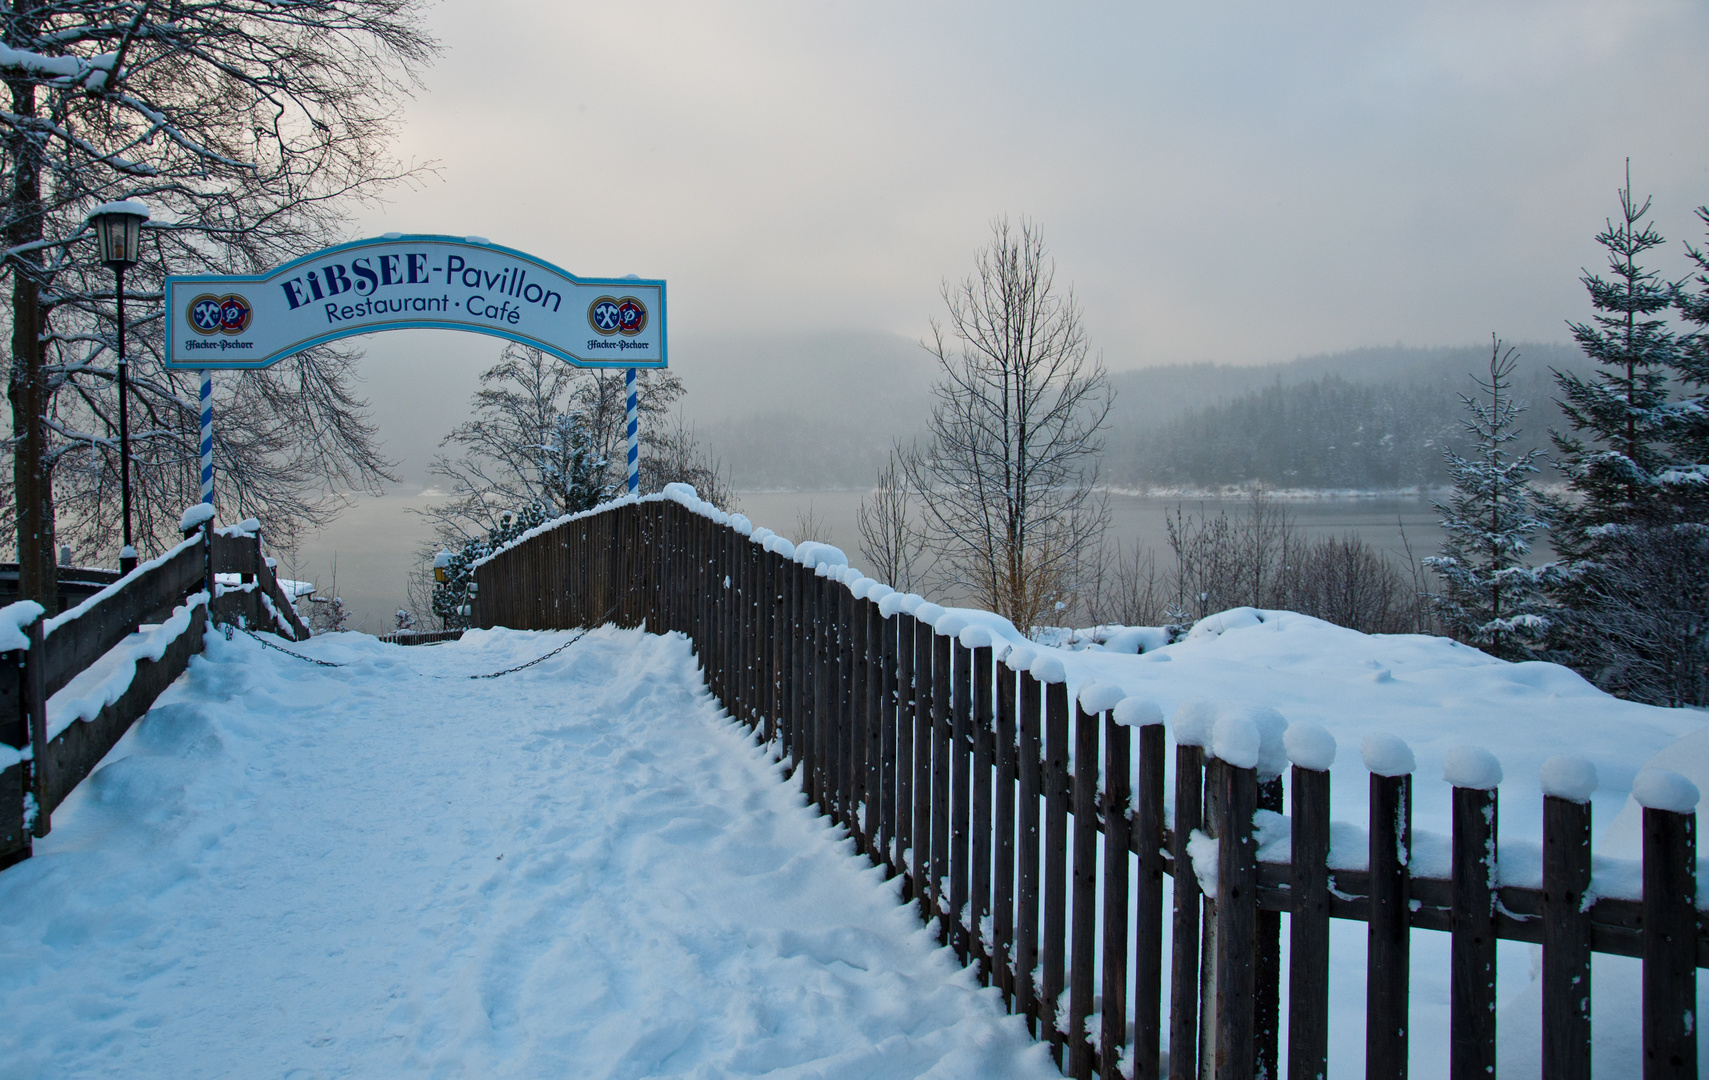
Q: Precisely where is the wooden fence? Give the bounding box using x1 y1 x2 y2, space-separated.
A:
1 519 308 869
473 496 1704 1079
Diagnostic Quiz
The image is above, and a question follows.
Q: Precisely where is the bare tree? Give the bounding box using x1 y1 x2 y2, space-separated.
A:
1 0 436 602
638 411 737 512
903 217 1112 633
419 344 693 547
857 446 925 591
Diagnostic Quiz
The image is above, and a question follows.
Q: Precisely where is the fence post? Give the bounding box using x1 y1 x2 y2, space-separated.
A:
1207 750 1258 1080
1101 709 1132 1080
995 655 1018 1005
1450 749 1501 1080
1016 665 1043 1031
1638 769 1698 1080
1364 734 1415 1080
1068 700 1101 1080
19 612 48 841
1287 737 1332 1080
867 599 885 864
932 625 953 937
972 640 995 981
895 610 916 890
1133 714 1166 1080
1170 737 1206 1080
1043 677 1070 1066
950 634 973 964
880 604 901 875
914 614 935 922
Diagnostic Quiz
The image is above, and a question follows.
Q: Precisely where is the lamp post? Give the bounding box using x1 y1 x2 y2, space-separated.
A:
88 201 149 573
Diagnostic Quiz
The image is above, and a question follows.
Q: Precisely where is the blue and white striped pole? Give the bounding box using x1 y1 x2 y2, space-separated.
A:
199 372 214 506
625 367 639 494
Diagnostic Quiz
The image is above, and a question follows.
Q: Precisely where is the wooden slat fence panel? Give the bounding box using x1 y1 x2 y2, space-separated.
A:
464 498 1709 1080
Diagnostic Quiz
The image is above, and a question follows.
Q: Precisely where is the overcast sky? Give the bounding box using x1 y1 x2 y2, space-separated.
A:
349 0 1709 369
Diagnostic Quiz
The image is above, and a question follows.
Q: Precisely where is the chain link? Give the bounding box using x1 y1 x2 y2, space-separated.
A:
236 599 617 679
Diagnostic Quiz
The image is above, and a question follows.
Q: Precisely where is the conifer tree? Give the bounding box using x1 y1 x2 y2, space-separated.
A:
1546 170 1709 705
1426 339 1550 659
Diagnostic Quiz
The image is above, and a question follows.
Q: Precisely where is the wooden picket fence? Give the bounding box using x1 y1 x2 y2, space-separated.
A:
1 519 308 869
472 496 1705 1079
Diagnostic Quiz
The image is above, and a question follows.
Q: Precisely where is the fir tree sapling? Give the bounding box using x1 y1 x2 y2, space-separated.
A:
1425 339 1551 659
1544 169 1709 706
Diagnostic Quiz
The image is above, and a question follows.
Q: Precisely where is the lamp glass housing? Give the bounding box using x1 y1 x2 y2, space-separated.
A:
91 208 146 268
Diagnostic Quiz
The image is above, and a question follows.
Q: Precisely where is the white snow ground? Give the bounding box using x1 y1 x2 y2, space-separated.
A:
0 626 1055 1080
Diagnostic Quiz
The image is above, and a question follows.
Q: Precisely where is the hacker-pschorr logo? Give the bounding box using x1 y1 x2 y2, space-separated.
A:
587 295 648 337
187 293 253 336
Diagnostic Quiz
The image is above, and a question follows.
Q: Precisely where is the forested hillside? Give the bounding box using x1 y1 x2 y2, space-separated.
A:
1103 342 1587 490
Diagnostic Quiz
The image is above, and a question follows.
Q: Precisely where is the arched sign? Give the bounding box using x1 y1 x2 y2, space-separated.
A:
165 234 666 370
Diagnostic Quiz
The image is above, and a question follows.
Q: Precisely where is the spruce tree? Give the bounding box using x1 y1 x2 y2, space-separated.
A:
1546 170 1709 705
1426 339 1550 659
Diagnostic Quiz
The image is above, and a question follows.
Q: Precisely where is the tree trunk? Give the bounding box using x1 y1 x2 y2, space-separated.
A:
6 17 52 609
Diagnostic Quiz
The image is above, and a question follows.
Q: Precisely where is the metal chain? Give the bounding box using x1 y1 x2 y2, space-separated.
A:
235 599 617 679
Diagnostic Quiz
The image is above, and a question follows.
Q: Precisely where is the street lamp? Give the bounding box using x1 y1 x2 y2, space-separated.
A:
88 200 149 573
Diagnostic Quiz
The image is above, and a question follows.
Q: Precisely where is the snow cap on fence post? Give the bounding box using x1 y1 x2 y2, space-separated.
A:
865 582 894 605
850 576 875 600
1028 652 1066 684
958 624 993 650
1539 754 1599 803
1632 767 1701 813
1113 696 1163 728
1283 721 1336 771
934 612 969 638
179 502 216 533
1077 680 1125 715
1004 645 1037 672
1172 699 1218 748
1229 704 1289 779
1211 713 1262 769
1442 745 1503 791
1361 732 1416 777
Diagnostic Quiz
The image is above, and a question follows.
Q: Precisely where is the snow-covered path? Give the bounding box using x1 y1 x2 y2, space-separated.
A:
0 627 1055 1080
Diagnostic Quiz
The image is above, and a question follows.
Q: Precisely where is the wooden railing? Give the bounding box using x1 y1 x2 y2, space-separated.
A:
1 517 308 869
472 494 1704 1080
